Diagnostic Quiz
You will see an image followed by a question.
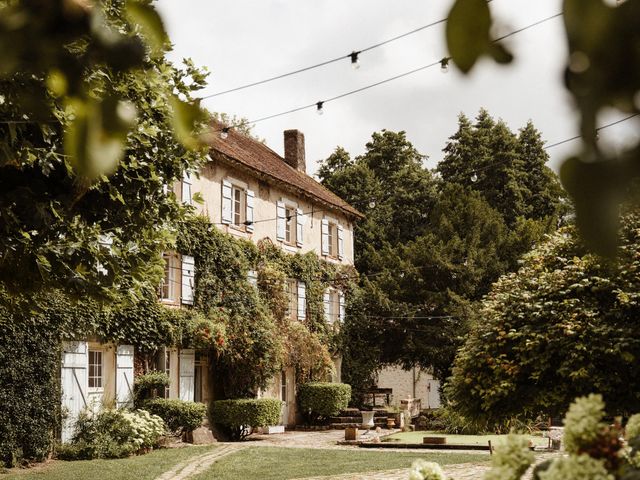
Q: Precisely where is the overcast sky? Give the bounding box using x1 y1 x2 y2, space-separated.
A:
156 0 638 177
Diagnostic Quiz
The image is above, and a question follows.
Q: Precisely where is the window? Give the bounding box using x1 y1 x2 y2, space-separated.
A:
285 207 296 245
88 350 103 389
327 223 336 256
284 279 297 320
159 253 177 301
164 350 171 398
232 186 246 227
324 289 345 325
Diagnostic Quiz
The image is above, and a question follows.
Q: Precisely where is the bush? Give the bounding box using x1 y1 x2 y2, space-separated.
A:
298 382 351 424
144 399 206 434
57 408 165 460
210 398 282 441
134 371 170 407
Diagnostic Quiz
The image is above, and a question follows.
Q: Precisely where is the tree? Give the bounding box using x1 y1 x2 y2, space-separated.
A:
438 110 567 227
0 2 209 298
447 208 640 422
445 0 640 255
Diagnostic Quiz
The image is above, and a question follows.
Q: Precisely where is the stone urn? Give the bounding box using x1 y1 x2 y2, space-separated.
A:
361 411 375 429
386 417 396 428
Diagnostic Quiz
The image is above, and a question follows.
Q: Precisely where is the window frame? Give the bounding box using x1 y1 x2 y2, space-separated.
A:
231 185 246 228
284 206 297 245
88 349 104 391
159 253 178 302
327 222 339 257
284 278 298 320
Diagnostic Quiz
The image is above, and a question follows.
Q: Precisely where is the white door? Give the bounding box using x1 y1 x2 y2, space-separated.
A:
179 349 195 401
61 341 88 443
116 345 135 409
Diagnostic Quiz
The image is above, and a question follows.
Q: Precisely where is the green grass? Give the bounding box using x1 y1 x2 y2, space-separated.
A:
193 446 489 480
383 431 548 447
1 445 217 480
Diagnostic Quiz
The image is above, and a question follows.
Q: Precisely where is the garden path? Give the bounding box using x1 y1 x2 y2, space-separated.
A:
154 444 247 480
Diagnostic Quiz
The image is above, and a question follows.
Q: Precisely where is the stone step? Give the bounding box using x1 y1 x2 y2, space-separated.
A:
330 423 391 430
330 417 389 424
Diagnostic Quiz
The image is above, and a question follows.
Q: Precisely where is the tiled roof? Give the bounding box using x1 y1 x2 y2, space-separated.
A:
208 123 363 219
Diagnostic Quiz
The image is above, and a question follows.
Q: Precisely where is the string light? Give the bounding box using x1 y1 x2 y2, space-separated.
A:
210 12 564 133
471 172 478 182
220 127 230 139
350 51 361 70
440 57 450 73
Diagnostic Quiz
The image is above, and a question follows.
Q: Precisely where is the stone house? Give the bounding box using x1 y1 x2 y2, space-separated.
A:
60 124 361 437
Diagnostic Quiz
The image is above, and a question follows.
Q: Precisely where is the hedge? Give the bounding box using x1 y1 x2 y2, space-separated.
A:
298 382 351 424
210 398 282 441
134 371 171 407
143 399 206 434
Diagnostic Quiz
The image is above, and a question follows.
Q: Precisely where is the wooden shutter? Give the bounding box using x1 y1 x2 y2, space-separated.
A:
115 345 134 409
323 290 332 324
321 219 329 256
297 281 306 320
338 291 346 323
179 349 195 401
337 225 344 260
221 180 232 224
276 201 286 241
181 255 195 305
296 208 304 247
182 171 192 205
61 341 88 443
246 189 255 232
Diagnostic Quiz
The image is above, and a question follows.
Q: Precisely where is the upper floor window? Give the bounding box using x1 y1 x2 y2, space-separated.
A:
232 186 246 227
160 252 178 301
284 278 306 321
182 171 192 205
323 288 345 325
277 200 303 247
321 219 344 260
222 179 254 232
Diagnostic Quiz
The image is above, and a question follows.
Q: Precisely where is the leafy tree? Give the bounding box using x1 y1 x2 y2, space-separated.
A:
445 0 640 255
438 110 567 227
0 2 209 297
447 208 640 421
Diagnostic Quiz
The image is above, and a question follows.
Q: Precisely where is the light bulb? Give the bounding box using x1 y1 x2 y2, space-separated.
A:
440 57 450 74
350 51 360 70
368 200 376 209
316 101 324 116
220 128 229 139
471 172 478 182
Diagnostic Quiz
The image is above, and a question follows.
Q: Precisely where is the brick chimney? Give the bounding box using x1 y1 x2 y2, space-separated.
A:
284 129 306 174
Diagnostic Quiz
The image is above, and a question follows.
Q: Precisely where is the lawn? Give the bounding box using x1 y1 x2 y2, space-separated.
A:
0 445 217 480
383 431 548 447
193 446 489 480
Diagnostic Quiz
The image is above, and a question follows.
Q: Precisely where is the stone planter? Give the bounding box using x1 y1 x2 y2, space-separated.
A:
423 436 447 445
361 411 375 429
386 417 396 428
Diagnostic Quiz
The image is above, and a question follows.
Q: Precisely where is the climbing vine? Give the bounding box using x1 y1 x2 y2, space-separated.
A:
176 215 359 397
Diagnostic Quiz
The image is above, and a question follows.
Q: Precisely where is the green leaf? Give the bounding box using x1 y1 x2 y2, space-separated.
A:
125 1 169 57
446 0 492 73
169 96 207 150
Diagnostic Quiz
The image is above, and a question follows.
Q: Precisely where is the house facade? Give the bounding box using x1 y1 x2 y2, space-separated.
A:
61 125 361 437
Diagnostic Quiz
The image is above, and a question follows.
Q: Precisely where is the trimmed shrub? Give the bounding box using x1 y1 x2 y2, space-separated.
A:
144 399 206 434
210 398 282 441
57 408 165 460
133 371 170 407
298 382 351 424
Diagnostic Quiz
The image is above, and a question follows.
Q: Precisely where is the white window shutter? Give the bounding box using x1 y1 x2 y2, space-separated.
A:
297 281 306 320
337 225 344 260
338 291 346 323
181 255 195 305
247 269 258 288
323 290 332 324
116 345 134 409
321 219 329 256
221 180 232 225
246 189 255 232
276 201 286 241
61 341 88 443
296 208 304 247
182 171 192 205
179 349 195 402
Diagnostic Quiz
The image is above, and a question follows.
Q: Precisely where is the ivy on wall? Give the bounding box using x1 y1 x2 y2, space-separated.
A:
176 215 359 398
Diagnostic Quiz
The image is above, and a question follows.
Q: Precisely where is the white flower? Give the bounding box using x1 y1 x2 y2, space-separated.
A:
408 459 446 480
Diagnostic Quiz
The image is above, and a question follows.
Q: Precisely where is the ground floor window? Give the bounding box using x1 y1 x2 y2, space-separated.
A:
88 350 103 389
